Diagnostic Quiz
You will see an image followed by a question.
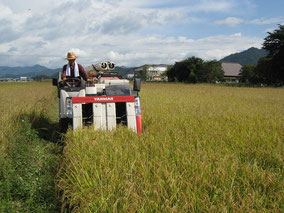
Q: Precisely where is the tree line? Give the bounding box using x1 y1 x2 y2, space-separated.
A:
167 57 224 83
240 25 284 85
167 24 284 86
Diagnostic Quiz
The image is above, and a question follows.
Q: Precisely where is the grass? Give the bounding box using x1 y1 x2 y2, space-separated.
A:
0 82 61 212
56 83 284 212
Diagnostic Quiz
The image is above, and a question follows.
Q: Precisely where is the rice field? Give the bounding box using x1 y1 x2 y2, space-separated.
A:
0 82 60 211
56 83 284 212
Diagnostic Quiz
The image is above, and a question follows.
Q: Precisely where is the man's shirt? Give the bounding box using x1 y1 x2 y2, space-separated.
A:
61 63 89 81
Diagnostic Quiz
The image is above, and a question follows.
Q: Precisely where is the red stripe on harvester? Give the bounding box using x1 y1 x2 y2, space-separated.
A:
72 96 135 103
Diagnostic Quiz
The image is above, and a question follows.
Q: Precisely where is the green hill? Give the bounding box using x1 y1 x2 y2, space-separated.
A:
0 65 60 78
114 66 136 77
220 47 268 66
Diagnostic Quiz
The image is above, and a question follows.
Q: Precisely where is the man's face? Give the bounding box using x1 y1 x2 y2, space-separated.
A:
68 59 75 66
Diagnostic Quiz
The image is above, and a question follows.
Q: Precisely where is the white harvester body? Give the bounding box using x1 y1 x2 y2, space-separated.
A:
53 62 142 133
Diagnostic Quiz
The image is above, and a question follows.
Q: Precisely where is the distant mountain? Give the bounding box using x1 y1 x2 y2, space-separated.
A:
0 64 60 78
0 64 135 79
17 68 61 79
220 47 268 66
114 66 136 77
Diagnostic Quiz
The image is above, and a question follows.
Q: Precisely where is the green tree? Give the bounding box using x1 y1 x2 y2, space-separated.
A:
171 57 204 82
202 60 224 83
166 65 175 82
185 57 204 82
166 57 224 83
258 24 284 85
263 25 284 58
32 75 50 81
135 65 148 80
239 64 258 83
188 71 197 83
255 57 273 84
174 60 191 82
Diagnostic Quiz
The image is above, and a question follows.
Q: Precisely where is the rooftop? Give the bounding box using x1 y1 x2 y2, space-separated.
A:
221 62 242 77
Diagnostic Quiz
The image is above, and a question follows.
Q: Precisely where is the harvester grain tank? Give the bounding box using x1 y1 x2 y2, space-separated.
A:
52 62 142 133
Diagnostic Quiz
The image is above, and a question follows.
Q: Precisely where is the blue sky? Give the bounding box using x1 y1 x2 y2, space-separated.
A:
0 0 283 68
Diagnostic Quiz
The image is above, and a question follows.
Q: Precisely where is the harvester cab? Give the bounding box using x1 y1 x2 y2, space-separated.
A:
52 62 142 134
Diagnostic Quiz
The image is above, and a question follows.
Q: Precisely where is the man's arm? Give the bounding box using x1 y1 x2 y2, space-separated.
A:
61 65 67 80
78 64 89 81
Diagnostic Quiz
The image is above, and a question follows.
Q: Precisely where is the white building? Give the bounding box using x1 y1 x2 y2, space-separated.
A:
134 64 168 81
125 73 134 80
20 77 28 81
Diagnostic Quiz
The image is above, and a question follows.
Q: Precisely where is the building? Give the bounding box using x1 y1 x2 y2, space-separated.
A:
0 78 16 82
125 73 134 80
221 62 242 83
20 77 28 82
134 64 168 81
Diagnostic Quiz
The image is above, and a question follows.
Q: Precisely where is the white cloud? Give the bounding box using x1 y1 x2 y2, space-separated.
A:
215 16 284 27
38 56 59 66
186 33 262 60
0 0 271 68
0 30 263 68
133 0 235 13
232 32 242 37
190 0 235 13
214 17 244 27
0 4 13 18
0 4 32 43
80 33 262 67
265 28 275 33
69 48 87 57
249 17 284 25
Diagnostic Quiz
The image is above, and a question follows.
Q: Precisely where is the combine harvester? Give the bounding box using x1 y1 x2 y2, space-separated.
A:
52 62 142 134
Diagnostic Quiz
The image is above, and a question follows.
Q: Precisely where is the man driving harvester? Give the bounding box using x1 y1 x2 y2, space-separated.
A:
61 52 89 85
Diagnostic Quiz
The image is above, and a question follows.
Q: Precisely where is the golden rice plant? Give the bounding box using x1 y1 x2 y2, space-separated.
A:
56 83 284 212
0 82 56 151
